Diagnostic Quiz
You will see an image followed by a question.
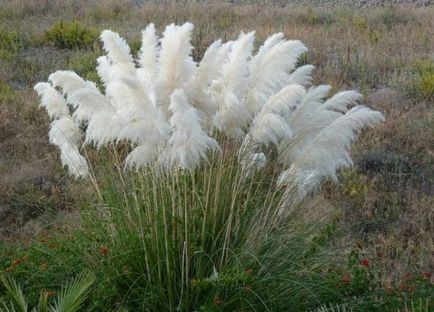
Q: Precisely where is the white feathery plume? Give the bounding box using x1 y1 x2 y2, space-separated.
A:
100 30 136 75
277 164 321 197
84 110 124 148
35 23 385 189
188 39 223 116
247 38 307 115
49 116 89 178
49 117 82 147
291 105 384 187
137 23 159 106
241 152 267 172
138 23 158 80
96 56 112 87
157 22 196 117
159 89 219 170
249 84 305 147
49 70 110 122
286 65 315 87
321 90 362 113
34 82 69 119
59 144 89 179
212 31 255 137
125 143 159 169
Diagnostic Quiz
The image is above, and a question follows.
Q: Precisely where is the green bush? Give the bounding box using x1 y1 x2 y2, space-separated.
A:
394 60 434 103
0 81 15 103
44 21 98 50
0 28 23 60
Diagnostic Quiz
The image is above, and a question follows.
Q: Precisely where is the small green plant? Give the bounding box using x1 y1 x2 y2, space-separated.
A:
0 28 23 60
44 21 98 50
394 60 434 103
0 81 15 103
414 61 434 101
0 271 95 312
298 8 336 26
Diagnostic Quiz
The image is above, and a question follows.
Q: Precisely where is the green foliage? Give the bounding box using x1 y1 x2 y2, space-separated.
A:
414 61 434 101
0 28 23 60
44 21 98 50
79 150 338 311
297 8 336 26
394 60 434 103
327 245 434 312
0 271 95 312
0 81 15 103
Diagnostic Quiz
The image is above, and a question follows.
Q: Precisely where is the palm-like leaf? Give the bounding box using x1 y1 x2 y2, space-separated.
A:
50 271 94 312
0 275 27 312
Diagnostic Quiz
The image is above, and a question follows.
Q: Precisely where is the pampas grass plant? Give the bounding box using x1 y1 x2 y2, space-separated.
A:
32 22 384 310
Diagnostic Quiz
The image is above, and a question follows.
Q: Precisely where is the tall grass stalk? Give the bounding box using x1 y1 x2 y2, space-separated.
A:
82 142 338 311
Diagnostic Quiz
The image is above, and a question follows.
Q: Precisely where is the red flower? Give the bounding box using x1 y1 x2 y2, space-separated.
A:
422 272 432 280
360 258 369 267
99 247 109 255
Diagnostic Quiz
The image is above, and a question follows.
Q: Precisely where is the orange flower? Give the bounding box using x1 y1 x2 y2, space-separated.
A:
341 273 352 285
12 259 22 266
44 290 56 298
99 247 109 255
40 262 49 270
245 268 254 275
360 258 369 267
213 296 222 305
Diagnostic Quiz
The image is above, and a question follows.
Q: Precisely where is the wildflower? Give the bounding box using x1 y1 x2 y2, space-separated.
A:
12 259 22 266
341 273 352 285
44 290 56 298
360 258 369 267
245 268 254 275
422 271 432 280
40 262 49 270
213 296 222 305
99 247 109 255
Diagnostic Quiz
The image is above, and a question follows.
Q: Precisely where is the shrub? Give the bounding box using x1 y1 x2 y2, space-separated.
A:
44 21 98 50
394 60 434 103
0 81 15 103
0 28 23 60
31 22 384 310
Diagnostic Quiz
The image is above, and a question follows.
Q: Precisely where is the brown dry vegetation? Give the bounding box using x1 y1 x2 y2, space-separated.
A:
0 0 433 286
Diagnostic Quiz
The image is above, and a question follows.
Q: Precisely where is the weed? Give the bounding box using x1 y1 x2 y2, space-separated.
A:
0 28 24 60
44 21 98 50
0 81 15 103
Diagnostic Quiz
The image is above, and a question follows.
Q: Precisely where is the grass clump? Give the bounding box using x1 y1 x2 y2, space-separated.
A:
0 81 15 103
394 60 434 103
44 21 98 50
0 28 24 60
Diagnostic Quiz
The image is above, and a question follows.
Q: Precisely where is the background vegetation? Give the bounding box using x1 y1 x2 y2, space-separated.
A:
0 0 433 310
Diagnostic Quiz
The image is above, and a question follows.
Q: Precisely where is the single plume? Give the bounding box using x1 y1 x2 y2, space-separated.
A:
35 22 384 198
159 89 219 170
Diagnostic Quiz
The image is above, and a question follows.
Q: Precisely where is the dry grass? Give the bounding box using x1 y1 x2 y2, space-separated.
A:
0 0 433 284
